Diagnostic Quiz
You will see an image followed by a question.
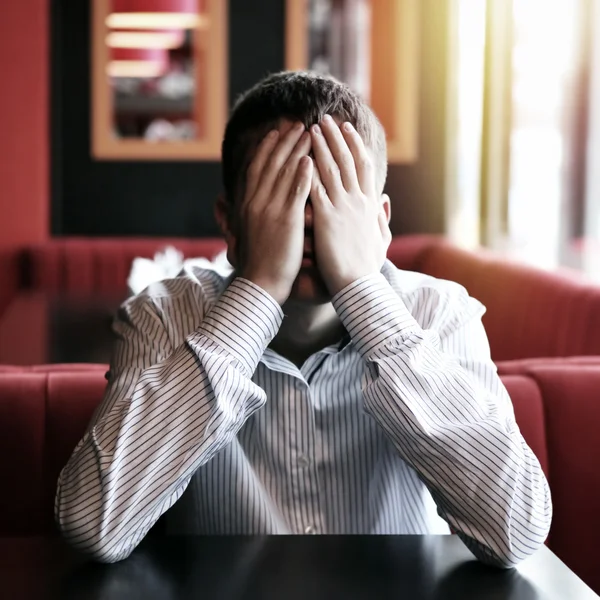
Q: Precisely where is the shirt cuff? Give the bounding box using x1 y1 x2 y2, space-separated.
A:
332 272 421 358
190 277 283 376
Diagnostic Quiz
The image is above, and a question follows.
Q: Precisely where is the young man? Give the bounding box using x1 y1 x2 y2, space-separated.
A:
56 71 551 565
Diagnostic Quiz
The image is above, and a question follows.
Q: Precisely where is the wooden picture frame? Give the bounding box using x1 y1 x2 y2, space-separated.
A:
91 0 227 160
285 0 419 163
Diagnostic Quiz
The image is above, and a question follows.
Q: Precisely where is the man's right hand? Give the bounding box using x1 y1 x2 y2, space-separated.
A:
239 122 313 305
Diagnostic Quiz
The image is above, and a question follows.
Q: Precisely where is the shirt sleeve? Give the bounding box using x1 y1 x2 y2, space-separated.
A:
332 272 552 567
55 277 282 563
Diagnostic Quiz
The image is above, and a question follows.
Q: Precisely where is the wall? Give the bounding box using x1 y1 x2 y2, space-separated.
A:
387 0 450 235
0 1 49 247
52 0 284 237
0 1 49 311
52 0 450 237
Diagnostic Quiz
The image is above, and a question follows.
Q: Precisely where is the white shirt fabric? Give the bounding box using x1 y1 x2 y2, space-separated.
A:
55 261 552 564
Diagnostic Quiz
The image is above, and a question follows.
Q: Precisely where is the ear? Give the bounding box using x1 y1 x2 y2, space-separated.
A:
381 193 391 224
214 194 239 268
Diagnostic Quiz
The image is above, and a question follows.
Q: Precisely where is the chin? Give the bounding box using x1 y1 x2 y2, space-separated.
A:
287 268 332 304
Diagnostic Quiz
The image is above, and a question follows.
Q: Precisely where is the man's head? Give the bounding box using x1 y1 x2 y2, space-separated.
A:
221 70 388 205
216 71 389 304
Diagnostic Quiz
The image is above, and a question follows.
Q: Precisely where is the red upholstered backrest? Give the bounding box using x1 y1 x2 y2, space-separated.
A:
16 235 600 361
23 238 227 293
0 366 108 535
2 359 600 590
21 236 435 295
385 235 440 271
415 242 600 360
0 372 47 534
497 360 600 594
500 375 549 478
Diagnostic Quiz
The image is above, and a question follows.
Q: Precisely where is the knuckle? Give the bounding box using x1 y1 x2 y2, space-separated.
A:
326 164 340 178
358 154 372 171
279 164 293 181
265 154 281 173
247 201 262 217
278 210 295 227
340 152 354 168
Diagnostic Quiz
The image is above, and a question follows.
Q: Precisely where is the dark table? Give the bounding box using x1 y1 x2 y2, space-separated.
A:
1 535 598 600
0 291 125 365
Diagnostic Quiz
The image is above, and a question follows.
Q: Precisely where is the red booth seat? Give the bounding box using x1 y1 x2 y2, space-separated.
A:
411 240 600 361
1 360 599 593
3 235 600 360
23 237 227 293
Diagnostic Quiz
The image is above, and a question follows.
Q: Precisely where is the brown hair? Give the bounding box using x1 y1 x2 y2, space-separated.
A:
221 71 387 203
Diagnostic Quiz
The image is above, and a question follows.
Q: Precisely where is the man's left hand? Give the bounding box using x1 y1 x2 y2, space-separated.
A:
309 114 392 296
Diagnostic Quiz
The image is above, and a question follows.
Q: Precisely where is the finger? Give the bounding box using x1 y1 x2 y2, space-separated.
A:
340 121 376 196
309 160 333 213
310 122 346 201
257 122 307 198
289 156 314 212
245 129 280 202
271 131 312 203
320 114 360 192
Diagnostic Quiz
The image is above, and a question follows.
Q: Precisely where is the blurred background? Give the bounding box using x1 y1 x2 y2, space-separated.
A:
3 5 600 592
1 0 599 279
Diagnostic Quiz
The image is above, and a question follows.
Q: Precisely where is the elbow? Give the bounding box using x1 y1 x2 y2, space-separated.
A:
82 539 133 564
485 536 544 569
485 477 553 568
461 520 551 569
58 517 134 564
483 519 551 568
478 548 523 570
55 495 133 564
462 535 523 569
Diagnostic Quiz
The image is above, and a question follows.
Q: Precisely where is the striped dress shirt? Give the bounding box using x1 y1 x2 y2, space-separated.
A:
56 260 552 565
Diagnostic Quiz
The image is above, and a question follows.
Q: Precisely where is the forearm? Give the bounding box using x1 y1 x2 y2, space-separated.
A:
56 278 282 562
363 336 551 565
333 273 552 566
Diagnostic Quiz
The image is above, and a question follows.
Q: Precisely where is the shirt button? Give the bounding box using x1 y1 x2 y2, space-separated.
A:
304 525 317 534
297 454 310 468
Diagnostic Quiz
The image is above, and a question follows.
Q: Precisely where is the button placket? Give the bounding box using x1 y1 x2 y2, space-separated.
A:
288 377 324 536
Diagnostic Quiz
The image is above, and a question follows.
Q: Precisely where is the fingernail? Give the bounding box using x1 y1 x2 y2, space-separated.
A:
323 114 333 123
267 129 279 139
343 122 353 132
312 124 321 135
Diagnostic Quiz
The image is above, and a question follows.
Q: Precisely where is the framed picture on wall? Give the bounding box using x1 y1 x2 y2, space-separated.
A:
91 0 227 160
286 0 420 163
